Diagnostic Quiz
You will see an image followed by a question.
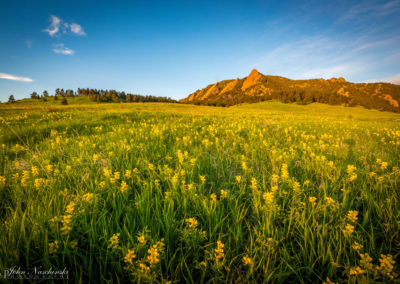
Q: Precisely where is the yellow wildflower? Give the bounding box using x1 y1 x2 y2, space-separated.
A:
351 242 363 252
65 165 71 174
220 189 228 199
250 178 257 190
348 173 357 182
347 210 358 222
359 253 373 270
49 241 59 254
99 181 106 189
139 263 150 273
21 170 30 187
236 175 242 183
124 249 136 265
31 166 39 176
349 266 365 276
242 255 253 266
346 165 356 174
138 234 146 245
210 193 217 202
293 181 300 191
376 254 398 279
147 244 160 266
103 168 111 178
214 240 225 262
281 163 289 180
185 217 198 229
65 202 75 215
342 224 355 237
45 164 53 175
271 174 279 184
309 196 317 204
120 181 128 193
82 193 95 203
263 192 274 205
108 233 120 250
34 178 46 190
325 197 335 205
61 215 73 235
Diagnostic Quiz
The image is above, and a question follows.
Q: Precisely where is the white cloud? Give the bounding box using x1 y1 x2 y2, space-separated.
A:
43 15 85 37
0 73 33 82
43 15 61 37
70 23 85 36
52 44 75 55
367 74 400 84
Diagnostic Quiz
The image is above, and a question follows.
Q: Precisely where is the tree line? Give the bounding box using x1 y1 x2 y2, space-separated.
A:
7 88 176 104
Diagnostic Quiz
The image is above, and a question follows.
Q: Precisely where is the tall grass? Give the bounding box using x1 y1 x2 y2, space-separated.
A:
0 101 399 283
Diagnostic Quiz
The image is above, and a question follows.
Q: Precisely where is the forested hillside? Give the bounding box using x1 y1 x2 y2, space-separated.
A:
181 69 400 112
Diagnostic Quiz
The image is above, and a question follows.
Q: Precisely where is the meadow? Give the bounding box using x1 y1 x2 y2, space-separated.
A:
0 98 399 283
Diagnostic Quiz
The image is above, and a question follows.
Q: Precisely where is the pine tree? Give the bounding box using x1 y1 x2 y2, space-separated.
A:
8 95 16 103
30 92 39 99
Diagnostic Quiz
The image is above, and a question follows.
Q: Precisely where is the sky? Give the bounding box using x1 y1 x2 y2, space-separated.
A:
1 0 400 101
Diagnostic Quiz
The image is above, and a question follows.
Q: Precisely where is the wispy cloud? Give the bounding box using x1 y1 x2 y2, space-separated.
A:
252 0 400 83
43 15 61 37
25 40 32 49
52 44 75 55
353 37 398 51
0 73 33 82
70 23 85 36
43 15 85 37
254 36 367 80
367 74 400 84
339 0 400 22
302 64 358 79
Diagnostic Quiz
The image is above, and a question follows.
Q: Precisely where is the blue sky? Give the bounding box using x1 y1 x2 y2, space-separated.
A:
1 0 400 101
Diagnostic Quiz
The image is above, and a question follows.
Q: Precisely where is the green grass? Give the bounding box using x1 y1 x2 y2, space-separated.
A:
0 99 399 283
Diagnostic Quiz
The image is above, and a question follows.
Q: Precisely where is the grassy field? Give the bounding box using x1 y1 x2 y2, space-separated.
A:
0 99 399 283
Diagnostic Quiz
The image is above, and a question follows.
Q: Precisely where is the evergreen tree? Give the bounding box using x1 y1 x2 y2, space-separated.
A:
8 95 16 103
30 92 39 99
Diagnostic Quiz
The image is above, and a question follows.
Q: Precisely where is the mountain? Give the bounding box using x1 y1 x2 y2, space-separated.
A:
180 69 400 112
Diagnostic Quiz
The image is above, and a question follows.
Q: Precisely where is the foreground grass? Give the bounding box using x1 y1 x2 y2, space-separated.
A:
0 101 399 283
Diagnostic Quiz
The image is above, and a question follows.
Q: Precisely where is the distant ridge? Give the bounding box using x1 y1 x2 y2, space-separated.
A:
180 69 400 112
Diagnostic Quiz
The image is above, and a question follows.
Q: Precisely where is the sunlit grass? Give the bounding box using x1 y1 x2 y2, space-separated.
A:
0 100 399 282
